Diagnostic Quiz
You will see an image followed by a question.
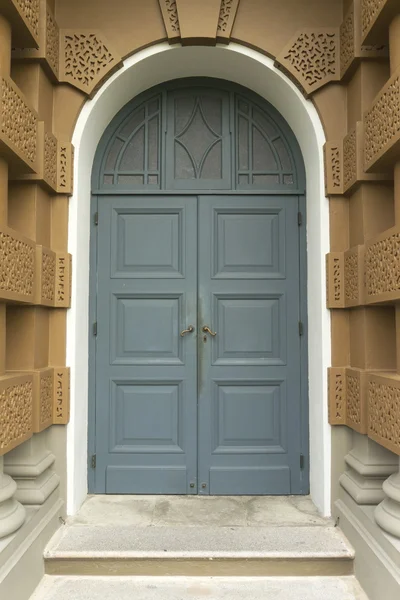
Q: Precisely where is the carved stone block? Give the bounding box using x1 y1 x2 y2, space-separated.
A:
57 143 74 195
0 75 38 174
361 0 399 45
12 0 60 81
158 0 181 42
326 253 345 308
275 29 340 97
1 0 40 48
35 246 56 307
328 367 347 425
346 367 368 434
216 0 240 43
55 252 72 308
175 0 221 45
368 372 400 455
365 225 400 304
0 373 34 456
340 1 388 80
344 245 365 307
364 70 400 172
0 225 36 304
32 367 54 434
53 367 70 425
324 141 343 195
59 30 122 97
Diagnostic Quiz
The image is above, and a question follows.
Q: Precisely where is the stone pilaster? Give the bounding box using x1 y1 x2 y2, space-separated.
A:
4 432 59 505
340 431 398 504
0 457 25 539
375 458 400 538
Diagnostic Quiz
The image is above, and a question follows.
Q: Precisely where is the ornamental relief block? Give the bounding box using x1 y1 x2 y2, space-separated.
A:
344 245 365 307
60 30 122 96
217 0 240 43
346 368 368 434
2 0 40 47
0 76 38 173
368 372 400 455
328 367 346 425
0 226 36 304
361 0 398 45
365 226 400 303
35 246 56 307
55 252 72 308
32 368 54 433
0 373 34 456
326 253 345 308
53 367 70 425
158 0 181 42
12 1 60 81
275 29 339 97
324 141 343 195
364 72 400 172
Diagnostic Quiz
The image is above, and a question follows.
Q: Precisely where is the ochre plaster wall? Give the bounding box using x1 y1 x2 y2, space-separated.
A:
0 0 400 514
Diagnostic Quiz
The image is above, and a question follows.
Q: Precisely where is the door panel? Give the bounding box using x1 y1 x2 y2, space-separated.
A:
198 196 301 495
95 196 198 494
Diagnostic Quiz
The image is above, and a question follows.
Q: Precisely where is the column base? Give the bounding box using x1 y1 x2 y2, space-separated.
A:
0 473 25 539
375 472 400 539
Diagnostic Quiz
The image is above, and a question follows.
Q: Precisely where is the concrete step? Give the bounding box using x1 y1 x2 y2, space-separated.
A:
44 524 354 576
31 575 368 600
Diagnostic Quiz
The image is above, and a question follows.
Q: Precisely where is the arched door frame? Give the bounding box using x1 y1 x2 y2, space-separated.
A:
68 42 331 516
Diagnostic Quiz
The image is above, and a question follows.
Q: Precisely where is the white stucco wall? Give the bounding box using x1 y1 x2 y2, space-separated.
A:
68 42 331 516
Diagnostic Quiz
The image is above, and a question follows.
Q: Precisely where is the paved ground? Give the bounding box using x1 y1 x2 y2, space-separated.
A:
67 494 332 528
32 575 369 600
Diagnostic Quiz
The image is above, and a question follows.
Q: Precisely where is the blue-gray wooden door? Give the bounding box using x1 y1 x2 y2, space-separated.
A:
95 195 198 493
197 195 301 495
93 193 303 495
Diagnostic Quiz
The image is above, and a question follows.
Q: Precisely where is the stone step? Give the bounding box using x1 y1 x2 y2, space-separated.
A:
31 575 368 600
44 525 354 576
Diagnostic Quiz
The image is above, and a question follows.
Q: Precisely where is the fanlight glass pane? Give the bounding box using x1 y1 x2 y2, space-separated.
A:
148 116 159 171
120 126 145 171
238 116 249 170
252 127 278 171
274 137 292 171
118 175 144 185
105 138 124 171
175 97 195 135
252 174 280 185
175 142 195 179
120 107 145 139
201 141 222 179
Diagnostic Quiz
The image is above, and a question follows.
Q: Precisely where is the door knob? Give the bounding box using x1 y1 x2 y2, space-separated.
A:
202 326 217 337
180 325 195 337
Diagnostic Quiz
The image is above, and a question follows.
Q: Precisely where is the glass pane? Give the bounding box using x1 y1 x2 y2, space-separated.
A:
201 141 222 179
274 138 292 171
118 175 144 185
200 96 222 135
105 138 124 171
283 174 294 185
238 99 249 114
175 96 195 136
148 116 159 171
252 174 280 185
238 116 249 170
178 106 218 173
238 174 249 185
252 127 278 171
253 108 278 139
120 126 145 171
148 175 159 185
120 107 145 138
148 98 160 117
103 175 114 185
175 142 195 179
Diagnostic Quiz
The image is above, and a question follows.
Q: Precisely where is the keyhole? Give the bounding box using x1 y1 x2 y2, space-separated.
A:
203 335 207 342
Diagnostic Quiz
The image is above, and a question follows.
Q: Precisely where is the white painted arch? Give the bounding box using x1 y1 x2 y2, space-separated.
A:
67 42 331 516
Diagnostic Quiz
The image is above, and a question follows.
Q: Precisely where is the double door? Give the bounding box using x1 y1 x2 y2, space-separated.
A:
92 194 306 495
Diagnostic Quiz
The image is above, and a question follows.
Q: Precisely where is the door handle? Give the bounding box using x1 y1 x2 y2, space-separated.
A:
202 326 217 337
180 325 195 337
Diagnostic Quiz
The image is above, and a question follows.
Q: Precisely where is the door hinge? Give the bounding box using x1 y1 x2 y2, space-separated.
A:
93 212 98 226
93 322 98 336
298 212 303 226
91 454 96 469
300 454 305 470
298 321 304 336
